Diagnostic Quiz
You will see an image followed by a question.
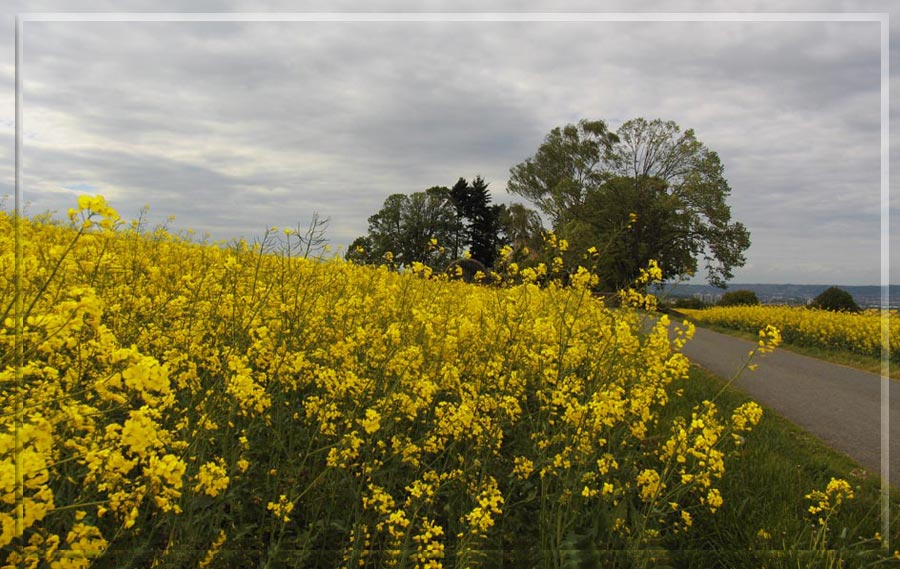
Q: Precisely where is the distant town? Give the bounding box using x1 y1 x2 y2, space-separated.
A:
653 284 900 310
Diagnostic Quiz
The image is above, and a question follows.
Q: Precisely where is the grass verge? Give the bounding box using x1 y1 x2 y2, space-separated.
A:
661 365 900 567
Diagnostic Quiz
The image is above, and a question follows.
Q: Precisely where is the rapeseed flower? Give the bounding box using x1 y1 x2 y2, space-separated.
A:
1 197 772 566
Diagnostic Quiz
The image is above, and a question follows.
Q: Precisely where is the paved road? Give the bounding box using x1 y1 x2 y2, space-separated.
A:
677 325 899 487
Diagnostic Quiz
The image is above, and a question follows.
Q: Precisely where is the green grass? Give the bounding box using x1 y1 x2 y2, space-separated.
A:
669 309 899 381
660 366 900 567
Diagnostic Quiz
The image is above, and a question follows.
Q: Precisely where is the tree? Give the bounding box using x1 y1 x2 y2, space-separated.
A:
447 176 503 266
463 176 504 268
448 178 471 259
349 187 456 268
401 187 457 264
507 117 750 288
347 177 507 269
810 287 860 312
718 290 760 307
498 202 544 253
567 176 695 290
366 193 406 259
507 119 618 227
346 235 378 265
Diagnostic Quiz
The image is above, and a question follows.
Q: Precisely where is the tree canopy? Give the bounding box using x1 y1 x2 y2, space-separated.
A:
497 202 544 254
347 177 506 269
449 176 504 268
810 287 860 313
506 119 617 228
347 187 455 268
718 290 760 307
508 118 750 288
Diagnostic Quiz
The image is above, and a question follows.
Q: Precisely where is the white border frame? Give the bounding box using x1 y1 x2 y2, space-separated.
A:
13 9 891 551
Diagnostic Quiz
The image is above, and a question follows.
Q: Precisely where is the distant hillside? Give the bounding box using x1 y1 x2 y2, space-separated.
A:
653 283 900 309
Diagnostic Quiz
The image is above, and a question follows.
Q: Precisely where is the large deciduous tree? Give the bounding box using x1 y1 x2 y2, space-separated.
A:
507 117 750 288
506 119 618 227
347 187 456 268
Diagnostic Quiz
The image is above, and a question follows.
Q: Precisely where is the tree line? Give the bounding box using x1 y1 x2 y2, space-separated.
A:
347 117 751 290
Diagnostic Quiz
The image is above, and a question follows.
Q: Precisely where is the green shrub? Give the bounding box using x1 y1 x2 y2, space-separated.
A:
810 286 860 312
718 289 759 307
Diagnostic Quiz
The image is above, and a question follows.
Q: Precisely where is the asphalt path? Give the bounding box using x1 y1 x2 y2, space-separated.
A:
676 324 899 487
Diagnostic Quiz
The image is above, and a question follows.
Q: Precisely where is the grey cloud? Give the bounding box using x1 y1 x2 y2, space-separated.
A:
2 1 898 285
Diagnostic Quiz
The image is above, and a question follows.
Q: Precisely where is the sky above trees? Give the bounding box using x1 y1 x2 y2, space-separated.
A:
1 0 898 285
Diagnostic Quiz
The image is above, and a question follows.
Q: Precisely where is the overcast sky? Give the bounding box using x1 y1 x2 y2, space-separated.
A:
2 0 898 285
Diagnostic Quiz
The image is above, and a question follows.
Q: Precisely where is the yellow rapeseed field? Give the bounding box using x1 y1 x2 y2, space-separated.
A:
1 197 780 567
679 305 898 364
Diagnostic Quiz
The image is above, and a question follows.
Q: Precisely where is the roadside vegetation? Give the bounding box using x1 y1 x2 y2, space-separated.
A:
663 366 900 568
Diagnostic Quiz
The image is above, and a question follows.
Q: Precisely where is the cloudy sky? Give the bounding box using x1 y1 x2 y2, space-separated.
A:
2 0 898 285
